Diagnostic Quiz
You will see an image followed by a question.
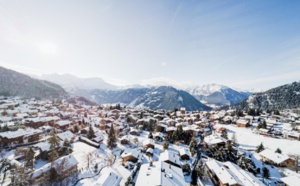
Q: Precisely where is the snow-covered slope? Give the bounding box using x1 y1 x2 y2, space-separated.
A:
74 86 212 111
40 74 117 91
188 84 251 108
230 81 300 110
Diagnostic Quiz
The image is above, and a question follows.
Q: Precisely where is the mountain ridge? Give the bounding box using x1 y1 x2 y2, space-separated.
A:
0 66 68 99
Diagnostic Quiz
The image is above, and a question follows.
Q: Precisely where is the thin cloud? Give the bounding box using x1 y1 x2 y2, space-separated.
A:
160 62 167 67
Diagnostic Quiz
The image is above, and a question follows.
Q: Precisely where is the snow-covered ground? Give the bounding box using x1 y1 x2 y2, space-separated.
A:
217 124 300 154
72 142 109 180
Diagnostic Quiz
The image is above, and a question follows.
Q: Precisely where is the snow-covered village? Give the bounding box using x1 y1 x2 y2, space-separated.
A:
1 0 300 186
0 96 300 186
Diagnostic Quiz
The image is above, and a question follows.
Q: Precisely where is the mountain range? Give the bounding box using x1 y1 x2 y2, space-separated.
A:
187 84 252 108
72 86 212 111
0 66 67 99
40 74 117 91
38 74 251 108
229 81 300 110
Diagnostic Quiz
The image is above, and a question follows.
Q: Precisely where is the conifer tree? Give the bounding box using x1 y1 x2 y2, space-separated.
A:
148 132 153 139
221 130 228 139
87 125 96 139
262 167 270 182
107 124 117 149
189 137 197 156
256 143 265 153
25 147 35 170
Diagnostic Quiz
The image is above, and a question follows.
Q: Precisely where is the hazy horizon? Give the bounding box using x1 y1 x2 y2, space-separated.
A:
1 0 300 90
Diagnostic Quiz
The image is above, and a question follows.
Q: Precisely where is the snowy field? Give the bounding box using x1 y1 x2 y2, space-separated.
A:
217 124 300 154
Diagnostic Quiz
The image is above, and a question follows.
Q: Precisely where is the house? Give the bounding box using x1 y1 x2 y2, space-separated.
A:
204 134 227 147
159 150 181 168
55 120 72 130
0 128 43 147
280 175 300 186
258 128 269 135
121 148 141 165
57 131 76 142
96 170 122 186
259 149 295 167
30 154 78 184
153 132 165 141
135 161 186 186
120 135 131 145
205 159 264 186
236 119 249 127
129 127 139 136
179 148 191 160
143 139 155 149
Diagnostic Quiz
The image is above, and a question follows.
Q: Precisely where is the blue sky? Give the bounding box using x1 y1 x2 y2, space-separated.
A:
0 0 300 90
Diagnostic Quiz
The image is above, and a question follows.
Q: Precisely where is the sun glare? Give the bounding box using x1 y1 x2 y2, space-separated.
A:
37 41 57 55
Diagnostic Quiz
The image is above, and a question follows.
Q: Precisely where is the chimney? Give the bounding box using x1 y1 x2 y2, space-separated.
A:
169 164 171 169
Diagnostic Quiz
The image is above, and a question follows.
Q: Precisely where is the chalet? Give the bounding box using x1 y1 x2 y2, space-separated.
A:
153 132 165 141
166 126 176 135
179 148 191 160
121 148 141 165
57 131 76 142
281 175 300 186
205 159 264 186
0 128 43 147
236 119 249 127
146 148 154 157
30 154 78 184
259 128 269 135
96 171 122 186
136 161 186 186
120 135 131 144
143 139 155 149
204 134 226 147
159 150 181 168
129 127 139 136
259 149 295 167
244 115 254 124
55 120 72 130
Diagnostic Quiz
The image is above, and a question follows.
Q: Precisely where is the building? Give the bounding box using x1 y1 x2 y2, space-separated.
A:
143 139 155 149
179 148 191 160
30 154 78 184
236 119 249 128
135 161 186 186
259 149 295 167
0 128 43 147
280 175 300 186
159 150 181 168
96 170 122 186
121 148 141 165
205 159 264 186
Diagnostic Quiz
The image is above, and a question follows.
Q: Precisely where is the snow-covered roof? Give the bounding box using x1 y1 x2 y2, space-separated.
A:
159 150 181 167
121 148 141 159
135 161 186 186
0 117 12 122
259 149 290 164
179 148 191 157
31 154 78 179
281 175 300 186
206 159 264 186
57 131 75 141
204 134 227 146
143 139 155 146
0 128 42 139
96 171 122 186
236 119 249 125
56 120 72 126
